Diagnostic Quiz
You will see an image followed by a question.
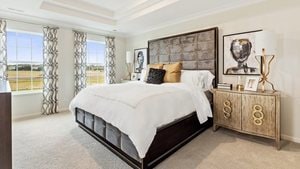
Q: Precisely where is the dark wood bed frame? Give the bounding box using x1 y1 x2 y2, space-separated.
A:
77 111 212 169
75 27 219 169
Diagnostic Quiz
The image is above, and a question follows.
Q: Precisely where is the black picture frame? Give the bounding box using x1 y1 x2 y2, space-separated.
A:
134 48 148 73
223 30 262 75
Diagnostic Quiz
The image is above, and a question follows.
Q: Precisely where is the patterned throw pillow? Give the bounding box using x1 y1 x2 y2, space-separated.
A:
146 68 166 84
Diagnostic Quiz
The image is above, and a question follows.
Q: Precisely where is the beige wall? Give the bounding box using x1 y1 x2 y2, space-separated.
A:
126 0 300 142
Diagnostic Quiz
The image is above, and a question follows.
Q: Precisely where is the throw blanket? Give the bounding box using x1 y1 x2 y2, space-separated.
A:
69 81 212 158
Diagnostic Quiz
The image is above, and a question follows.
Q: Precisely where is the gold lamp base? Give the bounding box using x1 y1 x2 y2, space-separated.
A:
236 84 244 91
125 63 132 80
256 48 276 92
258 74 276 92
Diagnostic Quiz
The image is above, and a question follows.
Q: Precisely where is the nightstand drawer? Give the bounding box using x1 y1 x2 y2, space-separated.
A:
242 95 276 137
214 91 242 130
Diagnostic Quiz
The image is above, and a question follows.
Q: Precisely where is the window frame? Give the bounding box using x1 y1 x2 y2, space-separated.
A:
6 29 43 93
86 39 105 85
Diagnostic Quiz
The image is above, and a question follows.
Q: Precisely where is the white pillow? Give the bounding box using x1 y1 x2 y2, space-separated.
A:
180 70 215 91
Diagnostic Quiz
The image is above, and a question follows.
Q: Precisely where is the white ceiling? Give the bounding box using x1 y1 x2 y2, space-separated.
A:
0 0 268 36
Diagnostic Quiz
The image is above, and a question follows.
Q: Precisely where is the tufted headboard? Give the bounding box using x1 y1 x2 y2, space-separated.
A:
148 27 219 87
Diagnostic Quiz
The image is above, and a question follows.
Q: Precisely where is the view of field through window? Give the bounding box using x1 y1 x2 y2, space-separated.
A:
7 31 105 91
86 40 105 85
7 31 43 91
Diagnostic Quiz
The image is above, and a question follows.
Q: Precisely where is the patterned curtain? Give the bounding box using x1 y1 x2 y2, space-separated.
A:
105 36 116 84
0 19 7 80
42 26 59 115
73 30 87 95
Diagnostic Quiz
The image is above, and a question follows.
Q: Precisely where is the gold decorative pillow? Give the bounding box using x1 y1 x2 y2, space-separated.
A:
163 62 182 83
148 63 164 69
141 63 164 81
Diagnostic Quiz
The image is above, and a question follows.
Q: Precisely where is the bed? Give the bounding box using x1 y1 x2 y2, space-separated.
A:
70 27 218 169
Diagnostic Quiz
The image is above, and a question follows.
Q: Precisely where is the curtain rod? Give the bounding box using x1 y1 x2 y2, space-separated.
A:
1 17 110 37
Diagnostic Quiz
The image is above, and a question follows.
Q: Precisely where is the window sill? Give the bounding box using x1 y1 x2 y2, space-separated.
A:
12 90 42 96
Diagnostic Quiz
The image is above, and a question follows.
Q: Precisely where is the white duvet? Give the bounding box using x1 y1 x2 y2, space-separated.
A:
69 81 212 158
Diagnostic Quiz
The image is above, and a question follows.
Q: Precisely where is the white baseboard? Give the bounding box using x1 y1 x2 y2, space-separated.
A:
57 108 69 113
13 108 70 121
282 134 300 143
13 112 42 121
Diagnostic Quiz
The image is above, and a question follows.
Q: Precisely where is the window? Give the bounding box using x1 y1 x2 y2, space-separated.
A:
7 30 43 91
86 40 105 85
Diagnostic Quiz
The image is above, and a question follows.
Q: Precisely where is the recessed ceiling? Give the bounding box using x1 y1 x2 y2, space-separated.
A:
0 0 268 36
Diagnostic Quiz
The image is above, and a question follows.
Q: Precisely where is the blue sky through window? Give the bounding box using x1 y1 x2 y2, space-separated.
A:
87 40 105 65
7 31 105 64
7 31 43 63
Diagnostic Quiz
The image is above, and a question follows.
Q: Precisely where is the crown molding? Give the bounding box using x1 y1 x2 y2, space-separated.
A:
52 0 114 18
115 0 169 20
40 1 116 26
0 9 127 37
125 0 267 37
117 0 179 23
50 0 179 22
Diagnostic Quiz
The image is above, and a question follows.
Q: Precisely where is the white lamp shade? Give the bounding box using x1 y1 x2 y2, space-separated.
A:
126 51 133 63
255 31 277 55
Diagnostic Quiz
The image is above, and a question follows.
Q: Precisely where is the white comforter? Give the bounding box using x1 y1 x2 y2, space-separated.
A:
69 81 212 158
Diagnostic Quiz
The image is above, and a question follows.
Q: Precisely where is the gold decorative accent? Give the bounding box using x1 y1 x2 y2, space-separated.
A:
223 100 232 119
236 84 244 91
252 105 264 125
255 48 275 92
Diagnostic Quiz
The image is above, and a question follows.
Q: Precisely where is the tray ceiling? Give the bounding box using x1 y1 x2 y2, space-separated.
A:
0 0 267 36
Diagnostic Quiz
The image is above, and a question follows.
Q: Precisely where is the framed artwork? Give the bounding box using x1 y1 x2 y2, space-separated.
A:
244 76 260 91
134 48 148 73
223 30 262 75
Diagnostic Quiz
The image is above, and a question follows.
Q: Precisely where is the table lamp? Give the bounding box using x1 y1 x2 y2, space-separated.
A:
255 31 277 92
126 51 133 80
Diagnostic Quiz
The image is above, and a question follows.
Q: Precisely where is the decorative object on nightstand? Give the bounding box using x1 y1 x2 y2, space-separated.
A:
212 88 281 149
255 31 277 92
131 72 138 81
236 76 244 91
217 83 232 90
125 51 133 80
244 76 259 91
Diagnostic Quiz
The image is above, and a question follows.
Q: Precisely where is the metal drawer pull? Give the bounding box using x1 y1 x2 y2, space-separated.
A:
252 105 264 126
223 100 232 119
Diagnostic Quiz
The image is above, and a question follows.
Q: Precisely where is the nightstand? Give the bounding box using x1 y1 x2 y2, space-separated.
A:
212 89 281 149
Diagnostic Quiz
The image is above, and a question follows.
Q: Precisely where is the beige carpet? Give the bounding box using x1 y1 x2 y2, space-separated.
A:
13 111 300 169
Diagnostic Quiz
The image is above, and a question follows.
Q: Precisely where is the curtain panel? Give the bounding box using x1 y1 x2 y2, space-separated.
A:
42 26 59 115
0 19 7 80
105 36 116 84
73 30 87 95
